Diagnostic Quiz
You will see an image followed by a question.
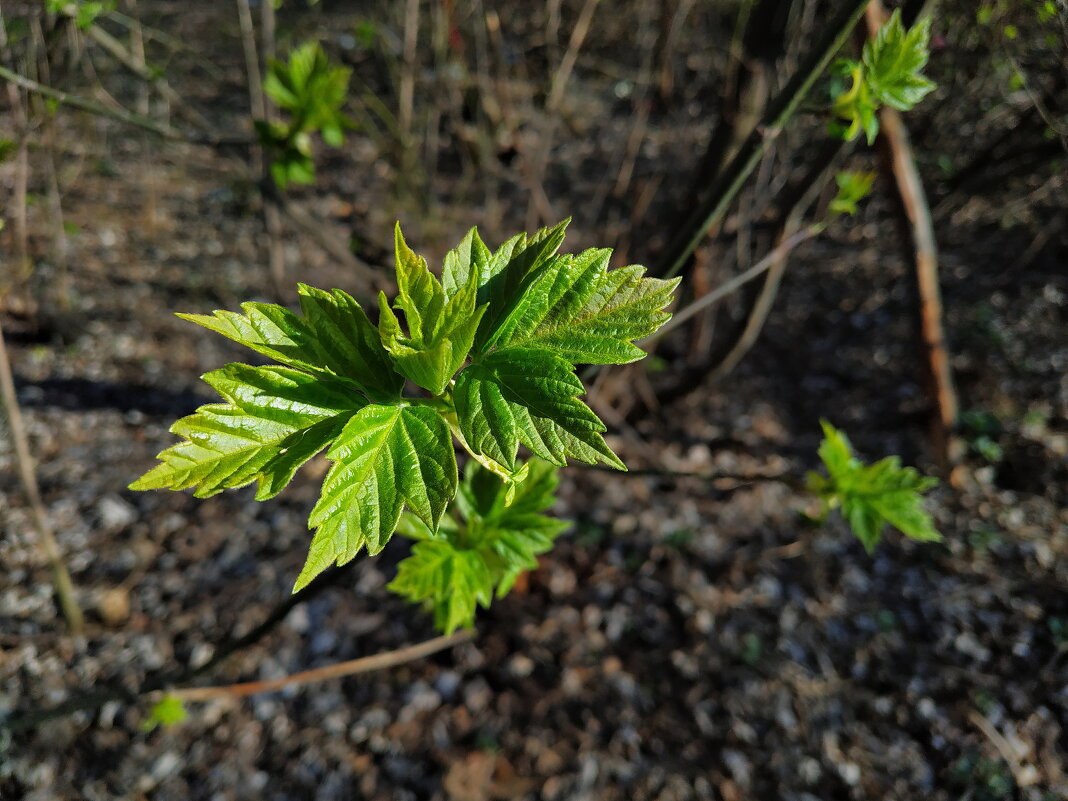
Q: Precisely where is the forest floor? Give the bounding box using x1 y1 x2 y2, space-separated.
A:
1 3 1066 800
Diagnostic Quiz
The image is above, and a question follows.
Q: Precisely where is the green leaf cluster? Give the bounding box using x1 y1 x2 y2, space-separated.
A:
829 170 876 216
47 1 116 29
258 41 353 187
131 220 677 628
141 695 187 732
807 420 940 552
389 459 569 633
829 11 936 144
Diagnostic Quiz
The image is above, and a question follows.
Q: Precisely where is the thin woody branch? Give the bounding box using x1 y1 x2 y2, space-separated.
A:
167 631 475 702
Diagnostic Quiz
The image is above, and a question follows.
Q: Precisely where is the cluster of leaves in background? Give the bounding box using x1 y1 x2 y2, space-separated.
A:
131 221 678 631
808 420 940 552
829 10 936 144
829 170 877 216
141 696 187 732
257 41 353 188
45 0 116 30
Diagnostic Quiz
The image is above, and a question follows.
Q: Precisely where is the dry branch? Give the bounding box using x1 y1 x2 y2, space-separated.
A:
866 0 959 472
169 631 474 702
0 321 84 634
656 0 869 281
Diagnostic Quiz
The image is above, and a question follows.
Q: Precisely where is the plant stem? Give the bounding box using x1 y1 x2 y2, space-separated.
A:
169 631 474 701
656 0 869 280
0 63 185 140
0 321 84 634
866 0 959 472
707 136 849 380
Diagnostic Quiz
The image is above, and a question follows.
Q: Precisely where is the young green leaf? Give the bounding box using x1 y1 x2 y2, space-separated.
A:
129 365 365 500
392 459 569 631
296 404 456 591
141 695 187 732
830 170 877 216
459 459 569 597
830 61 880 144
454 347 624 470
388 539 495 634
492 248 681 364
862 11 936 112
807 420 940 552
178 287 402 402
441 226 492 298
133 222 678 612
473 220 570 352
378 224 486 395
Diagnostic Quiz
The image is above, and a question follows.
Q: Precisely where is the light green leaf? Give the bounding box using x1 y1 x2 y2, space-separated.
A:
473 220 570 352
830 61 881 144
458 459 569 598
388 539 494 634
141 695 187 732
454 347 624 470
830 171 877 216
130 364 364 499
378 224 486 394
862 11 936 111
178 286 402 401
295 404 456 591
442 226 491 298
807 419 940 552
494 248 680 364
392 459 570 631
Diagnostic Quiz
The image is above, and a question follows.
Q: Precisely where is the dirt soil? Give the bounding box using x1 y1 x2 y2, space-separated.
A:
1 2 1067 800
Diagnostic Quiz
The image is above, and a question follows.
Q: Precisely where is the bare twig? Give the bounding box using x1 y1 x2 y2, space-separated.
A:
968 710 1039 788
0 63 190 140
644 224 823 345
235 0 285 296
169 631 474 701
52 3 216 134
399 0 419 146
32 15 73 306
656 0 869 281
0 7 30 287
866 0 959 472
708 137 848 380
524 0 599 229
0 321 84 634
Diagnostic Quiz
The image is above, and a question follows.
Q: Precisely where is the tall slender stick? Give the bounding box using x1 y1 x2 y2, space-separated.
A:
0 4 30 287
524 0 599 229
644 225 822 345
236 0 285 296
0 321 84 634
866 0 958 471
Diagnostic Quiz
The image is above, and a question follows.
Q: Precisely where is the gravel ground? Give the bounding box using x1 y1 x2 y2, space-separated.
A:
2 2 1067 799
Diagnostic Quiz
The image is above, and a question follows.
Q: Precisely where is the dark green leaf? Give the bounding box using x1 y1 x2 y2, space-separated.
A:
473 220 570 352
